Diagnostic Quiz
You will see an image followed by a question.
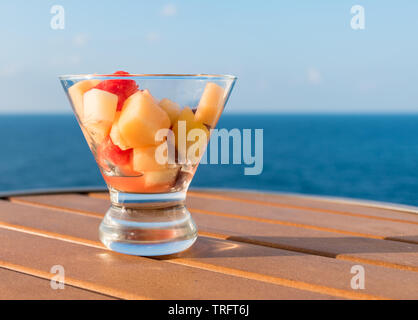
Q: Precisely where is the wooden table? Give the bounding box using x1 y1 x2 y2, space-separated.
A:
0 188 417 300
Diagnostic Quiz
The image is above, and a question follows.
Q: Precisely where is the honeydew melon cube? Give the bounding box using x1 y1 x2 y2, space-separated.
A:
194 82 225 128
83 88 118 124
110 112 131 151
159 98 181 123
118 90 171 148
68 79 101 121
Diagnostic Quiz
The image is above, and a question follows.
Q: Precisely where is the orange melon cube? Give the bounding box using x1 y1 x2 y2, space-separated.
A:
102 174 174 193
194 82 225 128
159 98 181 123
172 107 209 163
118 90 171 148
132 145 167 172
83 121 112 144
144 168 179 188
110 112 131 150
172 106 194 144
68 79 101 121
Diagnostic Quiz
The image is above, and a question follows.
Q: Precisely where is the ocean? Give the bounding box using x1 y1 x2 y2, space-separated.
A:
1 114 418 206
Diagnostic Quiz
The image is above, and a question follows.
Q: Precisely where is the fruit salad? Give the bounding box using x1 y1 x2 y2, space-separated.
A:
68 71 226 193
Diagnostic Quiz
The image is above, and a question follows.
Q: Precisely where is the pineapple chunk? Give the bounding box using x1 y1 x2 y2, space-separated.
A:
110 112 131 150
159 98 181 123
118 90 171 148
172 107 209 163
68 79 101 121
83 88 118 124
194 82 225 128
144 167 179 188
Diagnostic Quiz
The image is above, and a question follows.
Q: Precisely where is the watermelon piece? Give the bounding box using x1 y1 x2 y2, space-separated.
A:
113 71 130 75
98 136 133 168
94 71 139 111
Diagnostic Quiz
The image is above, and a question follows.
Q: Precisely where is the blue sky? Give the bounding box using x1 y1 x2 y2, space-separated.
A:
0 0 417 113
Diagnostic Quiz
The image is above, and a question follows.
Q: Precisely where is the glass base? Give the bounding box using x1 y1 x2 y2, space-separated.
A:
99 190 198 256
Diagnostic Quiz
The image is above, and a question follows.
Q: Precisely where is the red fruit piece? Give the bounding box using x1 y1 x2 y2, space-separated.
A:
95 71 139 111
113 71 130 75
98 137 132 167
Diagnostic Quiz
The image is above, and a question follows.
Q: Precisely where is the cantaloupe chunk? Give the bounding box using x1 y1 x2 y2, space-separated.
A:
83 88 118 124
159 98 181 123
143 89 160 105
118 90 171 148
173 106 195 132
132 145 167 172
144 167 179 188
132 139 177 173
172 107 195 148
102 174 174 193
110 112 131 150
83 121 112 144
172 107 209 163
68 79 101 121
194 82 225 128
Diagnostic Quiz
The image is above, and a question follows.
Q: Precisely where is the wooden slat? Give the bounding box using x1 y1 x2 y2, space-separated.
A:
10 194 418 272
185 194 418 244
10 194 105 218
189 190 418 223
87 191 418 243
169 238 417 299
0 200 101 242
87 192 109 200
0 268 114 300
14 193 418 243
192 212 418 271
2 198 418 298
90 190 418 224
0 227 336 300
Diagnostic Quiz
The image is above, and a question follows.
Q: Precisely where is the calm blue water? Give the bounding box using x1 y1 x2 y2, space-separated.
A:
1 114 418 206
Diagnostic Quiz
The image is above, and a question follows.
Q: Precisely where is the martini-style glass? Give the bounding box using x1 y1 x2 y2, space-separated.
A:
59 73 236 256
